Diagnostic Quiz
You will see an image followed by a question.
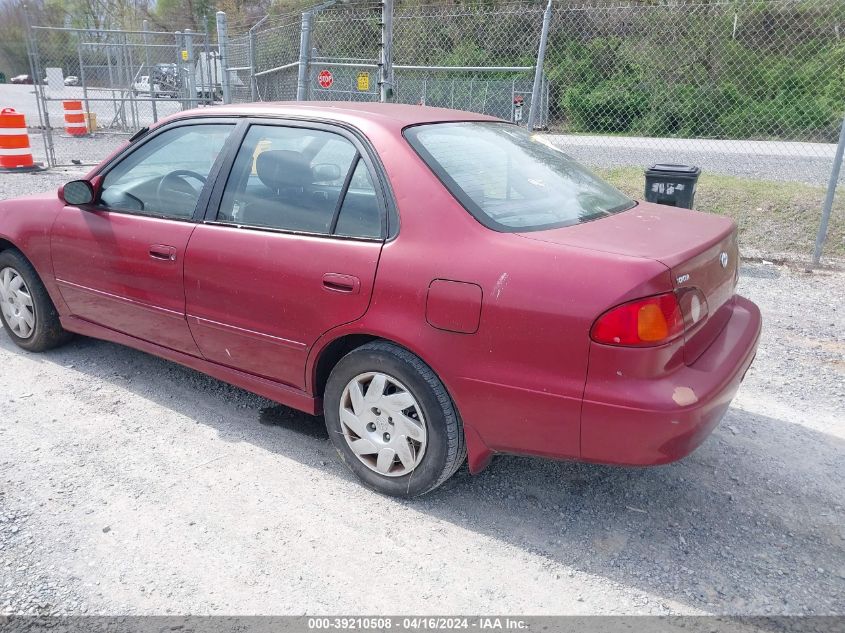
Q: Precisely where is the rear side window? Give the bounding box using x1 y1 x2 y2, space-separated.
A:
404 122 634 232
335 160 381 238
217 124 382 238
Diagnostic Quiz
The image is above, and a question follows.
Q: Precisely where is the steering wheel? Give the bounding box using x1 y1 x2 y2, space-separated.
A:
155 170 207 215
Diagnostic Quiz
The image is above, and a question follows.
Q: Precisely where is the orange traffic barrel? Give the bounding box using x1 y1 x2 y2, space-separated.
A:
62 100 88 136
0 108 41 173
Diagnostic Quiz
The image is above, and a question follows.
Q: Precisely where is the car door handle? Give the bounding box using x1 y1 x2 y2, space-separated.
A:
322 273 360 294
149 244 177 262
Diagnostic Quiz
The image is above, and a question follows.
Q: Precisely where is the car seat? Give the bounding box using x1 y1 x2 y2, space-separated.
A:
242 150 333 233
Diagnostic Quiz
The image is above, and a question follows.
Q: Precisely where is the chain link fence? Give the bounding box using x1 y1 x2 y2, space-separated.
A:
26 24 218 166
390 2 547 123
253 18 302 101
226 30 255 103
542 0 845 186
226 1 550 122
221 0 844 180
308 3 382 102
21 0 845 260
218 0 843 261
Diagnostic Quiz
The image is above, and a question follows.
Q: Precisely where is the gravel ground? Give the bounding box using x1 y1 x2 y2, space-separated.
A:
0 168 85 199
0 170 843 617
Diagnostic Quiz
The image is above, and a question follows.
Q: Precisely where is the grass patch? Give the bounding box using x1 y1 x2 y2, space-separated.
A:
596 167 845 259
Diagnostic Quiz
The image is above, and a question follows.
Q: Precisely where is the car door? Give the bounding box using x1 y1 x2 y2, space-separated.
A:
183 121 389 390
51 120 236 355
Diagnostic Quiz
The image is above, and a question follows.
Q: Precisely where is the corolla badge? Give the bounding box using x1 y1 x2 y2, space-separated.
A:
720 251 729 268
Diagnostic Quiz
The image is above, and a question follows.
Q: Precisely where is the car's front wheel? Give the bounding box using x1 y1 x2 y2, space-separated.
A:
0 249 70 352
324 341 466 497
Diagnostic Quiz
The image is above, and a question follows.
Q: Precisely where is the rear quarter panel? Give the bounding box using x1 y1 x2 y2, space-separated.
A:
308 126 674 466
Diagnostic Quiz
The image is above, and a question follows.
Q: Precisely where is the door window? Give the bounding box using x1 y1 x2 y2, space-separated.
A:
217 124 382 238
99 123 233 219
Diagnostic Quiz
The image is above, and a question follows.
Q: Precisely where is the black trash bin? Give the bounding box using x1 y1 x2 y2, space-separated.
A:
644 164 700 209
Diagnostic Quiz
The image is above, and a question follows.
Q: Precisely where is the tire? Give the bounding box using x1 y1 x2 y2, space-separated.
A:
0 249 71 352
324 341 466 497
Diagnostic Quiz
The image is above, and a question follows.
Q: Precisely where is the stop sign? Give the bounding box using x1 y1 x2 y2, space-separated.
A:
318 70 334 89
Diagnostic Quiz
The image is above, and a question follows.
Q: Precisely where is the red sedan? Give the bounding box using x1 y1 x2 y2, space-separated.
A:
0 103 761 496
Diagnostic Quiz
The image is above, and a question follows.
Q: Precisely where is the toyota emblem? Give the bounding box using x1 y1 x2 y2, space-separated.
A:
719 251 729 268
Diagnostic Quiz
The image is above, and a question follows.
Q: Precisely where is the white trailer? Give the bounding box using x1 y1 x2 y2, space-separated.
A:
194 51 243 101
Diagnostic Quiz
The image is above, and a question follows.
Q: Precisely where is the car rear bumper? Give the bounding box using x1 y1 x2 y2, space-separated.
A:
580 294 762 466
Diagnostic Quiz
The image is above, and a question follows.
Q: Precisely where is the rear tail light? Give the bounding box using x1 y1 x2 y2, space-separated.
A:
591 292 687 347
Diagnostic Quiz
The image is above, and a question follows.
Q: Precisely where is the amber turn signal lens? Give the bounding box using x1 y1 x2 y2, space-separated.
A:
637 303 670 341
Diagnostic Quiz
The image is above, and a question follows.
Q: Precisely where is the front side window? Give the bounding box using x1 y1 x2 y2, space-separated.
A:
217 124 382 238
99 123 233 219
404 122 635 232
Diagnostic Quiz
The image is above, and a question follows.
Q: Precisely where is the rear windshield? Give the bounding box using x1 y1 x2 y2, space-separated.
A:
404 122 635 232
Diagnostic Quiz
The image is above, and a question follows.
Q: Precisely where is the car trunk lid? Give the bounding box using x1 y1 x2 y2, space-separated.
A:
517 202 739 363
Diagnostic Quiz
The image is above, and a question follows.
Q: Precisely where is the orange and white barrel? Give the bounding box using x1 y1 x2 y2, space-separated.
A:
0 108 36 172
62 100 88 136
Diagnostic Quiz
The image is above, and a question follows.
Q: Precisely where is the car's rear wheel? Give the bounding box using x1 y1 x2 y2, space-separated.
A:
324 341 466 497
0 250 70 352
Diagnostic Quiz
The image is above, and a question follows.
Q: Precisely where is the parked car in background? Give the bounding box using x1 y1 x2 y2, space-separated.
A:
63 76 79 86
0 103 762 497
10 74 33 84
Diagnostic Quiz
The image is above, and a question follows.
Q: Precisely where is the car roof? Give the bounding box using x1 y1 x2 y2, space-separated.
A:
167 101 503 134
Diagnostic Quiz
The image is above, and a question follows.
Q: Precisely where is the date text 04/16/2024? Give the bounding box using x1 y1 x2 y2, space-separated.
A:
307 617 529 630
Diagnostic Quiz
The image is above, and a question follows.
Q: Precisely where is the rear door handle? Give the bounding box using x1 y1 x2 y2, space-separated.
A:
322 273 360 294
149 244 177 261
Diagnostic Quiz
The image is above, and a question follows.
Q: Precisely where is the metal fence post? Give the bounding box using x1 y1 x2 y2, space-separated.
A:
379 0 394 102
527 0 552 131
216 11 232 104
195 26 207 104
248 32 255 101
23 6 53 166
296 10 314 101
812 113 845 266
123 31 140 129
247 27 259 101
77 38 94 128
185 29 196 107
142 19 158 121
175 31 185 108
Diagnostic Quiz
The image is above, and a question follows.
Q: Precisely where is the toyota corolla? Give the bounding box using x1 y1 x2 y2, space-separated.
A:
0 103 761 496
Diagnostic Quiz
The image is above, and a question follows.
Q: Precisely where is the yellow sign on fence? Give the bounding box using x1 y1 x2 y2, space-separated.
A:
357 72 370 92
181 50 189 61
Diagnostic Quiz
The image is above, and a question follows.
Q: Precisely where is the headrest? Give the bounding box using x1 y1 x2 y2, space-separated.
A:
255 150 313 191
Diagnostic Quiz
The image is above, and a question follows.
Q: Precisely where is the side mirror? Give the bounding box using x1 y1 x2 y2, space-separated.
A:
312 163 342 182
59 180 95 206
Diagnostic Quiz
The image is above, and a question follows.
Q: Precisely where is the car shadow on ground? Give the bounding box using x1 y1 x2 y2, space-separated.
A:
5 332 843 615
